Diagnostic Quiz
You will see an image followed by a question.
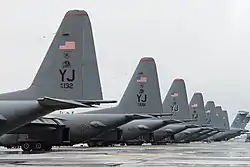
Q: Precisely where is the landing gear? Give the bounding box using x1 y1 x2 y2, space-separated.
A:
21 142 52 152
21 142 32 152
33 142 42 151
120 143 126 146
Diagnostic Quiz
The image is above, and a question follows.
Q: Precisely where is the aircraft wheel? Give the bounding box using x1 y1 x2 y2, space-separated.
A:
120 143 125 146
33 142 43 151
97 141 103 147
21 142 31 152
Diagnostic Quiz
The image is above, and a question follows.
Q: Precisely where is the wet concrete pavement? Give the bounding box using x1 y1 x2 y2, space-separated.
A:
1 138 250 166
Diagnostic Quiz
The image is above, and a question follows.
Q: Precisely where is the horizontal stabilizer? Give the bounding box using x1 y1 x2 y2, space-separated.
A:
186 124 200 128
76 99 117 106
215 128 226 132
241 130 249 133
182 119 197 122
201 124 214 127
163 119 182 124
37 96 90 109
148 113 173 117
125 114 152 120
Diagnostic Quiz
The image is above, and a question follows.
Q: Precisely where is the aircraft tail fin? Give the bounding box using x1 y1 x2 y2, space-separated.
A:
222 110 230 129
189 93 206 125
243 114 250 129
213 106 229 130
0 10 103 101
204 101 216 126
117 57 163 114
162 79 191 120
231 111 249 129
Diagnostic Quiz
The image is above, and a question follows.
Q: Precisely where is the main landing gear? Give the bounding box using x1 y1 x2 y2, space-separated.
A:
21 142 52 152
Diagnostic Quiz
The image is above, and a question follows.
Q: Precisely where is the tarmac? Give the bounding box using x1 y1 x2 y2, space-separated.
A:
1 138 250 167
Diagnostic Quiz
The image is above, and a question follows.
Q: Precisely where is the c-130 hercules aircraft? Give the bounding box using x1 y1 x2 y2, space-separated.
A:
0 10 152 151
0 10 117 146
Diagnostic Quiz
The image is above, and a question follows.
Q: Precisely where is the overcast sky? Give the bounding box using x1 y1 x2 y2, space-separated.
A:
0 0 250 124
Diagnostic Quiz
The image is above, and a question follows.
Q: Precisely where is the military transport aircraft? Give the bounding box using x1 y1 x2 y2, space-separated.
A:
0 57 176 150
0 11 156 151
212 110 249 141
150 79 205 144
0 10 120 138
84 57 181 146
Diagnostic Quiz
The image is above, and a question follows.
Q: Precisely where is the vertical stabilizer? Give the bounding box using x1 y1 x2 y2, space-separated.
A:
222 110 230 129
0 10 103 100
189 93 206 125
162 79 190 120
243 114 250 129
117 57 163 114
231 111 249 129
215 106 224 129
205 101 216 126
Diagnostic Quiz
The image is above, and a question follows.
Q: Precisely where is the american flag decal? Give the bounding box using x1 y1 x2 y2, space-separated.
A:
59 41 75 50
171 92 178 97
191 104 198 108
137 75 147 83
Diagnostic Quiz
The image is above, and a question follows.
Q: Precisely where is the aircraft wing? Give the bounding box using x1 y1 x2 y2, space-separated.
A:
9 117 65 134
